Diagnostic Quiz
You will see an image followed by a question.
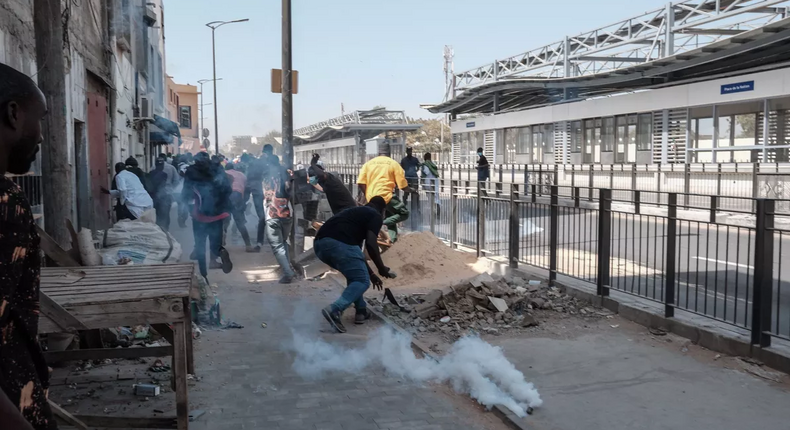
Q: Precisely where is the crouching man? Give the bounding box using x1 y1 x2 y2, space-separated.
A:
315 196 396 333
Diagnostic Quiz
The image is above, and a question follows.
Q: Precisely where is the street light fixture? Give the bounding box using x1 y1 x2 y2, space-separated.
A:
197 78 222 152
205 19 249 155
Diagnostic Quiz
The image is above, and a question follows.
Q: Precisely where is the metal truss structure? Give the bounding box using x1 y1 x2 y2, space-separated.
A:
294 108 408 137
454 0 790 92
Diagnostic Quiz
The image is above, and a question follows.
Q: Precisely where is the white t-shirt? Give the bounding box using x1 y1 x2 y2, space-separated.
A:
110 170 154 218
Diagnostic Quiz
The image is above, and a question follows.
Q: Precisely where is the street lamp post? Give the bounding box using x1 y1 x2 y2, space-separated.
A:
197 78 221 152
205 19 249 155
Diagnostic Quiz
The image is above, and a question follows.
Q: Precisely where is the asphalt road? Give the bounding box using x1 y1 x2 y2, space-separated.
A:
409 194 790 340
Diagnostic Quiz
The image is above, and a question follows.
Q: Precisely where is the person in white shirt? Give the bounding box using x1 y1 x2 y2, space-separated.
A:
101 164 153 220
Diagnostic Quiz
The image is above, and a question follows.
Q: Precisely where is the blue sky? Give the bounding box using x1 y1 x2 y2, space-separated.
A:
165 0 668 142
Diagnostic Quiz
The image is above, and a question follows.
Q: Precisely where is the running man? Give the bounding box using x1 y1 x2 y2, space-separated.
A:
357 143 412 242
315 197 396 333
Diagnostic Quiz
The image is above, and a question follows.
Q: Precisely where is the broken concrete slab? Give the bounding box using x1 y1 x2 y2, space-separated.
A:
488 296 509 313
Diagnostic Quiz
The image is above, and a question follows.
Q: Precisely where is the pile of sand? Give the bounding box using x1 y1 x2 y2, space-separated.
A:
379 232 480 293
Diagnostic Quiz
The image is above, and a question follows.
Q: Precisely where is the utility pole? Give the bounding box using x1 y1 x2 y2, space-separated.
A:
282 0 294 169
211 30 219 155
34 0 72 247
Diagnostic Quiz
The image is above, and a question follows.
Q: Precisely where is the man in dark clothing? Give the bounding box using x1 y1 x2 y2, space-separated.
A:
0 63 57 430
125 156 149 193
308 164 356 215
244 153 268 250
149 158 171 230
400 146 420 207
182 151 233 280
315 197 396 333
476 147 490 183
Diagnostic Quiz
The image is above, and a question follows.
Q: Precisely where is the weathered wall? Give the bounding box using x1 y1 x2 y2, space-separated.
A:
0 0 35 74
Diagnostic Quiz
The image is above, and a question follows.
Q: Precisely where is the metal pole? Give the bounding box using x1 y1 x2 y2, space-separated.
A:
282 0 294 169
211 29 219 155
199 82 204 150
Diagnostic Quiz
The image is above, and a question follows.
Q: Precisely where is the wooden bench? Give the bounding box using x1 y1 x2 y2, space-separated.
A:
39 263 196 430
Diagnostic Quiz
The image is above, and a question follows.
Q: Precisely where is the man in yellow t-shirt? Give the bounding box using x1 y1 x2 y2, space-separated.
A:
357 143 412 242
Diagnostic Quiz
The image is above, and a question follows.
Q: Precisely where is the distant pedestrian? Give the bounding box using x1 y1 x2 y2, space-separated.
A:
225 162 254 251
315 197 396 333
421 152 441 217
148 158 172 230
476 147 490 183
0 62 57 430
400 146 420 207
182 151 233 281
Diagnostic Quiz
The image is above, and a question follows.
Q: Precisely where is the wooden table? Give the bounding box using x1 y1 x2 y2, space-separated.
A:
39 263 196 430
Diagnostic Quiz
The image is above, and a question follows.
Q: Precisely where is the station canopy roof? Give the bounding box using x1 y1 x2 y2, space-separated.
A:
429 1 790 115
294 108 422 143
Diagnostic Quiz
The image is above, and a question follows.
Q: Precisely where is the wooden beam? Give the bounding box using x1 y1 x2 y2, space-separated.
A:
44 345 173 363
39 292 89 332
49 400 88 430
75 415 177 429
36 225 81 267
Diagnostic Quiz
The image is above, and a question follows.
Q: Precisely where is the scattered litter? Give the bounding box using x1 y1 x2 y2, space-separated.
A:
610 325 620 328
261 322 268 328
528 280 541 285
714 354 722 360
148 359 171 373
488 296 509 313
439 316 451 323
153 409 165 414
133 384 160 397
224 321 244 329
189 409 206 422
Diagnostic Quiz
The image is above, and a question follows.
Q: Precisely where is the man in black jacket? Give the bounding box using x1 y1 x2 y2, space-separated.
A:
315 197 396 333
182 151 233 280
308 164 356 215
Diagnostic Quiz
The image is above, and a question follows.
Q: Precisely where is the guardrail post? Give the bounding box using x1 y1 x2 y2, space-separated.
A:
709 195 717 223
634 190 641 215
716 163 722 198
429 181 436 234
752 199 775 347
450 180 458 249
531 184 537 203
509 184 519 269
665 193 677 318
631 164 637 191
684 163 691 206
549 185 559 285
597 189 612 297
609 164 614 190
588 167 594 201
752 163 759 213
477 181 485 257
573 186 580 208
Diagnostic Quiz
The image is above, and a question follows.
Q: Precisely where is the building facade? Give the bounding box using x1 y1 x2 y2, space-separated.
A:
432 0 790 166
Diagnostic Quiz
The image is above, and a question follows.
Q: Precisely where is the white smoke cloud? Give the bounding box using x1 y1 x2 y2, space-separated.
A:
290 327 542 417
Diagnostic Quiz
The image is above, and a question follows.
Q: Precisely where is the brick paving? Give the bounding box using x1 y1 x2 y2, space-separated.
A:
175 227 507 430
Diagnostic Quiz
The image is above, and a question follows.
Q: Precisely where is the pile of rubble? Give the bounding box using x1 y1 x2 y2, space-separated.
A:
371 273 613 341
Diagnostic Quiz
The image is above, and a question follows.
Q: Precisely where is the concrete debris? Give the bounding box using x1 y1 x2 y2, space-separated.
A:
488 296 509 313
369 273 610 341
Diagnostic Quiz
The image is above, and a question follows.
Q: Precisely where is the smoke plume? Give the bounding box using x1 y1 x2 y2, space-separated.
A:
290 327 542 417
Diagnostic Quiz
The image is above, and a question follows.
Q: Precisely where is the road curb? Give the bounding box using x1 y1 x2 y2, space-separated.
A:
325 274 533 430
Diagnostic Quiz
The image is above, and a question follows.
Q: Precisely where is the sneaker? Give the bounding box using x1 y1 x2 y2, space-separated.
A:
279 275 294 284
354 309 372 325
253 245 261 252
321 306 346 333
245 245 257 253
219 248 233 274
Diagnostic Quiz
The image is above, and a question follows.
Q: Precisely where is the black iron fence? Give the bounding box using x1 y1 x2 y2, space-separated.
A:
332 171 787 348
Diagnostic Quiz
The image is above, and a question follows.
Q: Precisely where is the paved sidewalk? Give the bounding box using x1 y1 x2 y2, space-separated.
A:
173 225 509 430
